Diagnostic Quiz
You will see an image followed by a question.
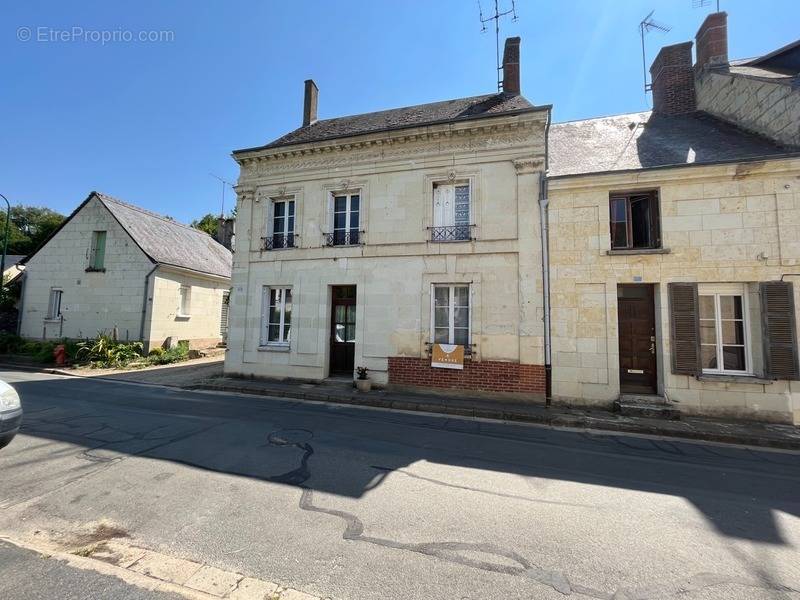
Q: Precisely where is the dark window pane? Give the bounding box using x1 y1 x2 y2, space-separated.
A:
288 201 295 216
334 196 347 212
268 324 280 342
630 196 652 248
453 328 469 346
335 305 345 323
721 320 744 345
455 185 470 226
723 346 746 371
349 195 360 211
719 296 743 319
345 324 356 342
273 233 285 248
269 306 280 324
454 286 469 306
434 307 449 329
283 323 291 343
346 305 356 323
434 287 449 306
274 202 285 217
287 216 294 234
610 198 628 249
334 213 346 229
701 345 718 370
454 307 469 328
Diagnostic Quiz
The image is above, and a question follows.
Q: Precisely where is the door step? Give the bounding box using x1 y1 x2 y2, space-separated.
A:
614 395 680 420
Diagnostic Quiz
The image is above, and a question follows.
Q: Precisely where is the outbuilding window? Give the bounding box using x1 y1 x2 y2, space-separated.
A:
610 191 660 250
178 285 191 317
87 230 107 271
47 289 63 320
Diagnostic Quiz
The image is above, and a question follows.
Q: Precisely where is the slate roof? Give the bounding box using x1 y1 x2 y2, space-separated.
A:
95 193 232 278
548 110 799 178
22 192 232 279
235 92 541 153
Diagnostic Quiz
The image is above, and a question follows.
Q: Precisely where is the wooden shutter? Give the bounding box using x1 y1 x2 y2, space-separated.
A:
760 281 799 380
668 282 701 375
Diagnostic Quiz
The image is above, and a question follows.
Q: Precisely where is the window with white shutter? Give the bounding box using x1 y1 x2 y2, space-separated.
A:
431 183 471 241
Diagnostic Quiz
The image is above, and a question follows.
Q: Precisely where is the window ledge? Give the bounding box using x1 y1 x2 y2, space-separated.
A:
43 318 61 323
696 374 773 385
85 267 106 273
258 344 290 352
175 314 191 321
606 248 670 256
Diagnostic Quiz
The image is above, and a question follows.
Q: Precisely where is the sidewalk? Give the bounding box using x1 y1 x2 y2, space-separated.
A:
189 376 800 451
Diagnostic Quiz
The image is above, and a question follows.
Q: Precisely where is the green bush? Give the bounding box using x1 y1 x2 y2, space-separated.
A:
148 347 165 357
146 341 189 365
0 332 23 354
75 333 145 368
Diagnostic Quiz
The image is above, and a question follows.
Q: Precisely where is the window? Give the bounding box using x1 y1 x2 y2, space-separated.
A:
267 199 295 249
178 285 191 317
609 191 660 250
431 183 471 241
699 290 750 374
47 289 62 320
262 287 292 345
328 193 360 246
88 230 107 270
432 284 470 346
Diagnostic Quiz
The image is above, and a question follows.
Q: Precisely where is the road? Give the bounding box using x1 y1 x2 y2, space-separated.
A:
0 369 799 600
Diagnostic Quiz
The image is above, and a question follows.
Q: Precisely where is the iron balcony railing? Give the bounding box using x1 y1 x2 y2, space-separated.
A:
324 231 362 246
262 234 296 250
428 224 474 242
424 342 475 357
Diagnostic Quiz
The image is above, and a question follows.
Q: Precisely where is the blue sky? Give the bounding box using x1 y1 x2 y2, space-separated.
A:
2 1 797 223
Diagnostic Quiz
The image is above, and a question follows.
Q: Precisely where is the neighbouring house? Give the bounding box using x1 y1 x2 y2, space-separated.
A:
2 255 26 284
546 13 800 424
226 38 551 395
18 191 232 350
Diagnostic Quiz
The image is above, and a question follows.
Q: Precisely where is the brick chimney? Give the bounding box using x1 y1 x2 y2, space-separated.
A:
302 79 318 127
502 37 520 94
695 12 728 69
650 41 696 115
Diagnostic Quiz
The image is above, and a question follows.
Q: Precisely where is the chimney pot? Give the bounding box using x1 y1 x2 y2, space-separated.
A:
502 37 521 94
650 41 697 115
695 12 728 69
303 79 318 127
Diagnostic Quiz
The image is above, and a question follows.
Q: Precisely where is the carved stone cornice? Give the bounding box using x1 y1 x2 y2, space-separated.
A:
234 185 255 202
513 157 544 174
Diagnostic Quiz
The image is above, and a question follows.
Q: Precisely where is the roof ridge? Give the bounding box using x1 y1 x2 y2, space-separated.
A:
94 191 215 238
552 110 652 126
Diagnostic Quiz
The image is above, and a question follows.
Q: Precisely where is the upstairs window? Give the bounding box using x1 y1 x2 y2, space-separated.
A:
431 183 471 241
266 198 295 250
178 285 192 317
328 192 360 246
609 191 660 250
47 289 63 319
88 230 107 271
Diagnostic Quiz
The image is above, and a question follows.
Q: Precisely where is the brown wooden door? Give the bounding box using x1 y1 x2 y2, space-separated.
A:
618 284 658 394
330 286 356 376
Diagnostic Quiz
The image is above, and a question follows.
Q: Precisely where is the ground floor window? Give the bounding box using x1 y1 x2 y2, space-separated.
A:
47 289 62 319
699 286 750 374
262 287 292 346
178 285 191 317
432 284 470 346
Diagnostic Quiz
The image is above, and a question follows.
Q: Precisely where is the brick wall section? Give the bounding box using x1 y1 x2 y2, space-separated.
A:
695 12 728 69
650 42 697 116
388 357 545 395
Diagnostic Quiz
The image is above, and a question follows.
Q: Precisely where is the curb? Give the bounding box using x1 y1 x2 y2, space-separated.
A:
189 383 800 451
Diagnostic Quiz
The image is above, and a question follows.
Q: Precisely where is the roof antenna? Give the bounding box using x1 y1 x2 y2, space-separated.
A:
639 10 672 98
693 0 720 11
209 173 234 217
478 0 518 92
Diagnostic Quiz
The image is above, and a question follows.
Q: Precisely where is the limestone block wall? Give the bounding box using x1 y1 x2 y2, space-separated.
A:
226 112 548 394
696 70 800 148
20 196 153 342
145 268 228 350
548 158 800 424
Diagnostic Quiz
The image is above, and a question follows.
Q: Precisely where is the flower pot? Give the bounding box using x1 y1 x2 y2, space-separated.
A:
355 378 371 392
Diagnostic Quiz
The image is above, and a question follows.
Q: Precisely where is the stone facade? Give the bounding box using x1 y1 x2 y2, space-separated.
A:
19 195 229 350
225 112 548 396
547 158 800 424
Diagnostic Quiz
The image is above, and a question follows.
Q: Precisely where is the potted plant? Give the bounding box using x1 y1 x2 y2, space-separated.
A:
355 366 371 392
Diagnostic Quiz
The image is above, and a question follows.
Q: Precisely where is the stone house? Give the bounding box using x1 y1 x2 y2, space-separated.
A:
546 13 800 424
226 39 551 395
19 191 232 350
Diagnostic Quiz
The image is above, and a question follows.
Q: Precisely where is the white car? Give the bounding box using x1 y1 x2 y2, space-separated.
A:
0 380 22 449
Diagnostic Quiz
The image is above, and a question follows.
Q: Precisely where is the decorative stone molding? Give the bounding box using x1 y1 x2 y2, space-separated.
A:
513 158 544 174
234 186 255 203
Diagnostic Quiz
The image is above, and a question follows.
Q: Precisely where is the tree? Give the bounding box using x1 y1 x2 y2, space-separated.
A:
191 213 219 236
1 206 66 255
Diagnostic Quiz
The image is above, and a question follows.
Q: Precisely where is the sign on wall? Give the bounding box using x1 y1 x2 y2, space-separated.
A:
431 344 465 370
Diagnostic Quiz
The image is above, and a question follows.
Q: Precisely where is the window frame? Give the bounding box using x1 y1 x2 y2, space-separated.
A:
699 285 752 376
177 285 191 318
329 191 361 246
430 284 471 346
609 190 661 251
261 286 292 347
431 181 471 242
46 288 63 320
268 197 296 249
87 230 107 271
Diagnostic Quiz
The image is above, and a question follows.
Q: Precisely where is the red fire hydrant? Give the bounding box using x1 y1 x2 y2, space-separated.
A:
53 344 67 366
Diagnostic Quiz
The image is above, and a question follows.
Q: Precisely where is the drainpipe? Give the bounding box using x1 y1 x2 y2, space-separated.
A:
139 264 159 347
539 109 553 406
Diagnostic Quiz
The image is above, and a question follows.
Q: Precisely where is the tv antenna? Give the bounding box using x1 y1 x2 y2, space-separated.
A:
639 11 672 96
478 0 518 92
209 173 234 217
693 0 720 10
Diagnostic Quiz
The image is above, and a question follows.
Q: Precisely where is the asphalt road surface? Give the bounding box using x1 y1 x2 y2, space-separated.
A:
1 369 799 600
